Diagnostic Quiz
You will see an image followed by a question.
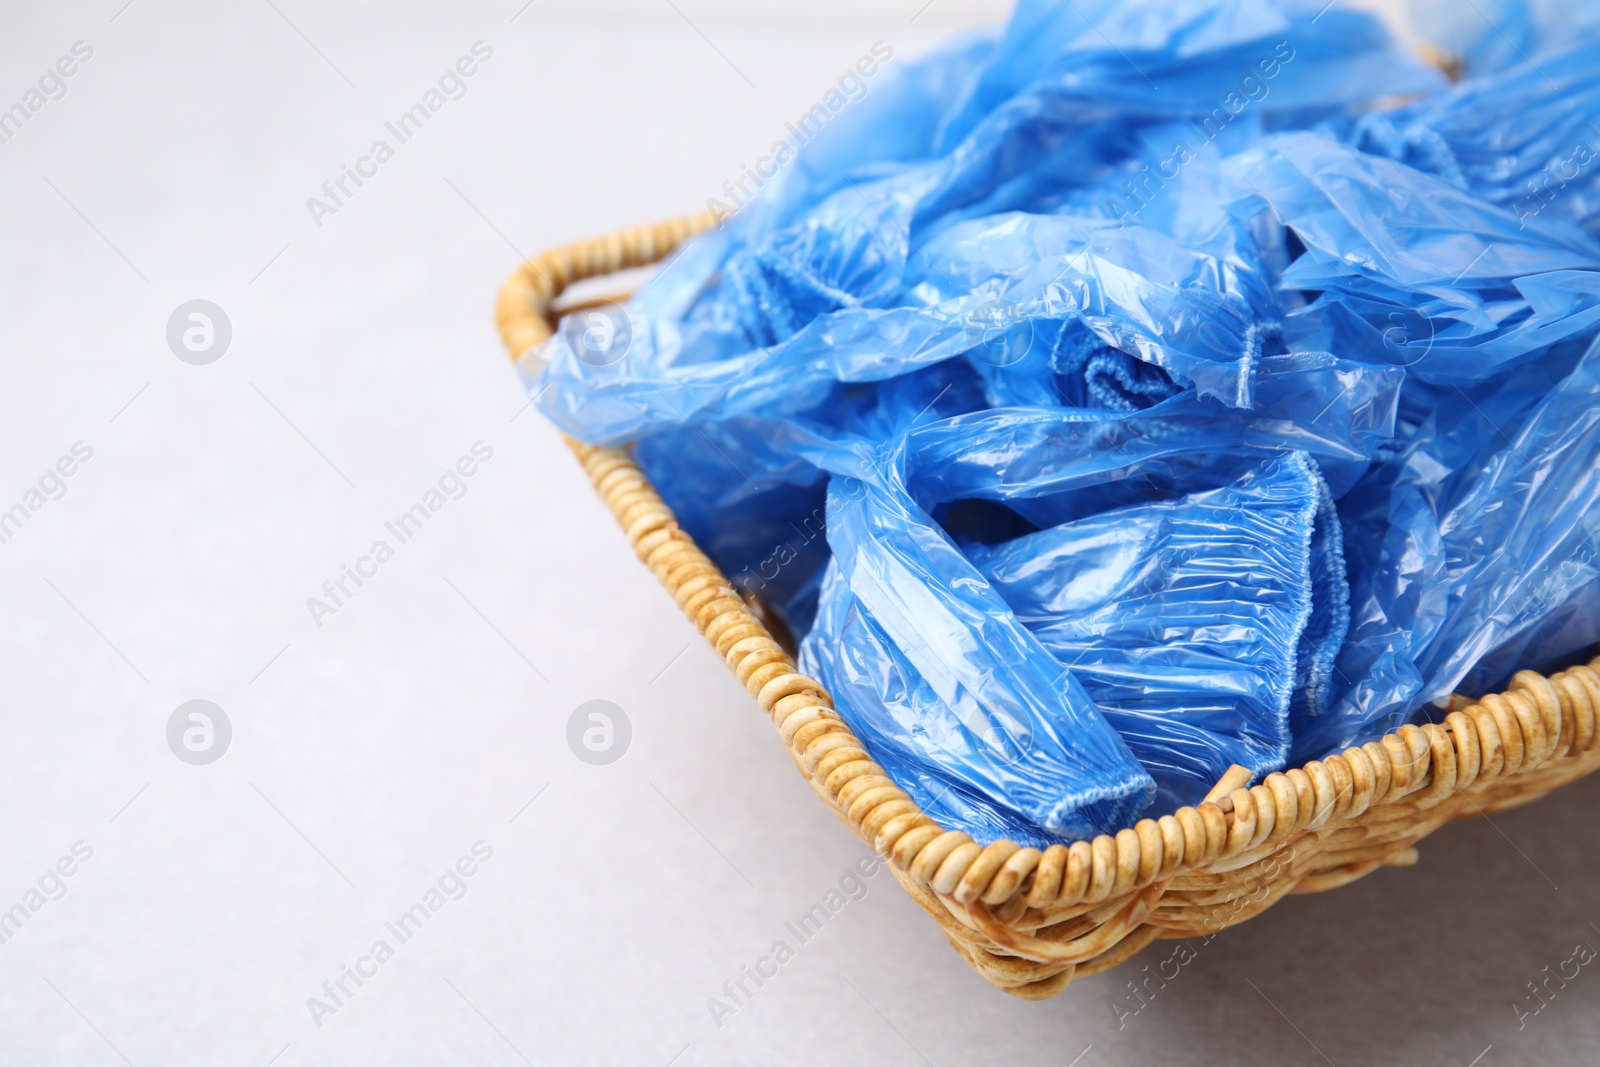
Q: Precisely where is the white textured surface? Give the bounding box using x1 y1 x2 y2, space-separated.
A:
0 2 1597 1064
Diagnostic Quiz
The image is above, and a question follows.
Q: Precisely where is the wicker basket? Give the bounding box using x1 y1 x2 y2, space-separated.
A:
496 214 1600 999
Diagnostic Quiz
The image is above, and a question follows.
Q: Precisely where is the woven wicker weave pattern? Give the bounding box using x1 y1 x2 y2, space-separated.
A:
497 215 1600 999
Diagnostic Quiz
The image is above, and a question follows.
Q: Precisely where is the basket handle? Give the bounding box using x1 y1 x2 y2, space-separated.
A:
494 211 718 362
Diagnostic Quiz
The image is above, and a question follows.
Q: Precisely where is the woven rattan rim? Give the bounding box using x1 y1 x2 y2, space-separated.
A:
497 214 1600 997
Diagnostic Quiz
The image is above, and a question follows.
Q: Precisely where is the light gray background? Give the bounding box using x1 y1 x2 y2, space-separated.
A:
1 1 1595 1064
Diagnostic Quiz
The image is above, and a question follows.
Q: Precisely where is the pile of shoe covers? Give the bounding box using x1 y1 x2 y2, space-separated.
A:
529 0 1600 844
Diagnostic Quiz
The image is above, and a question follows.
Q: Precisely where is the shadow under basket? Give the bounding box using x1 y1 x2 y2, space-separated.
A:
496 214 1600 999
